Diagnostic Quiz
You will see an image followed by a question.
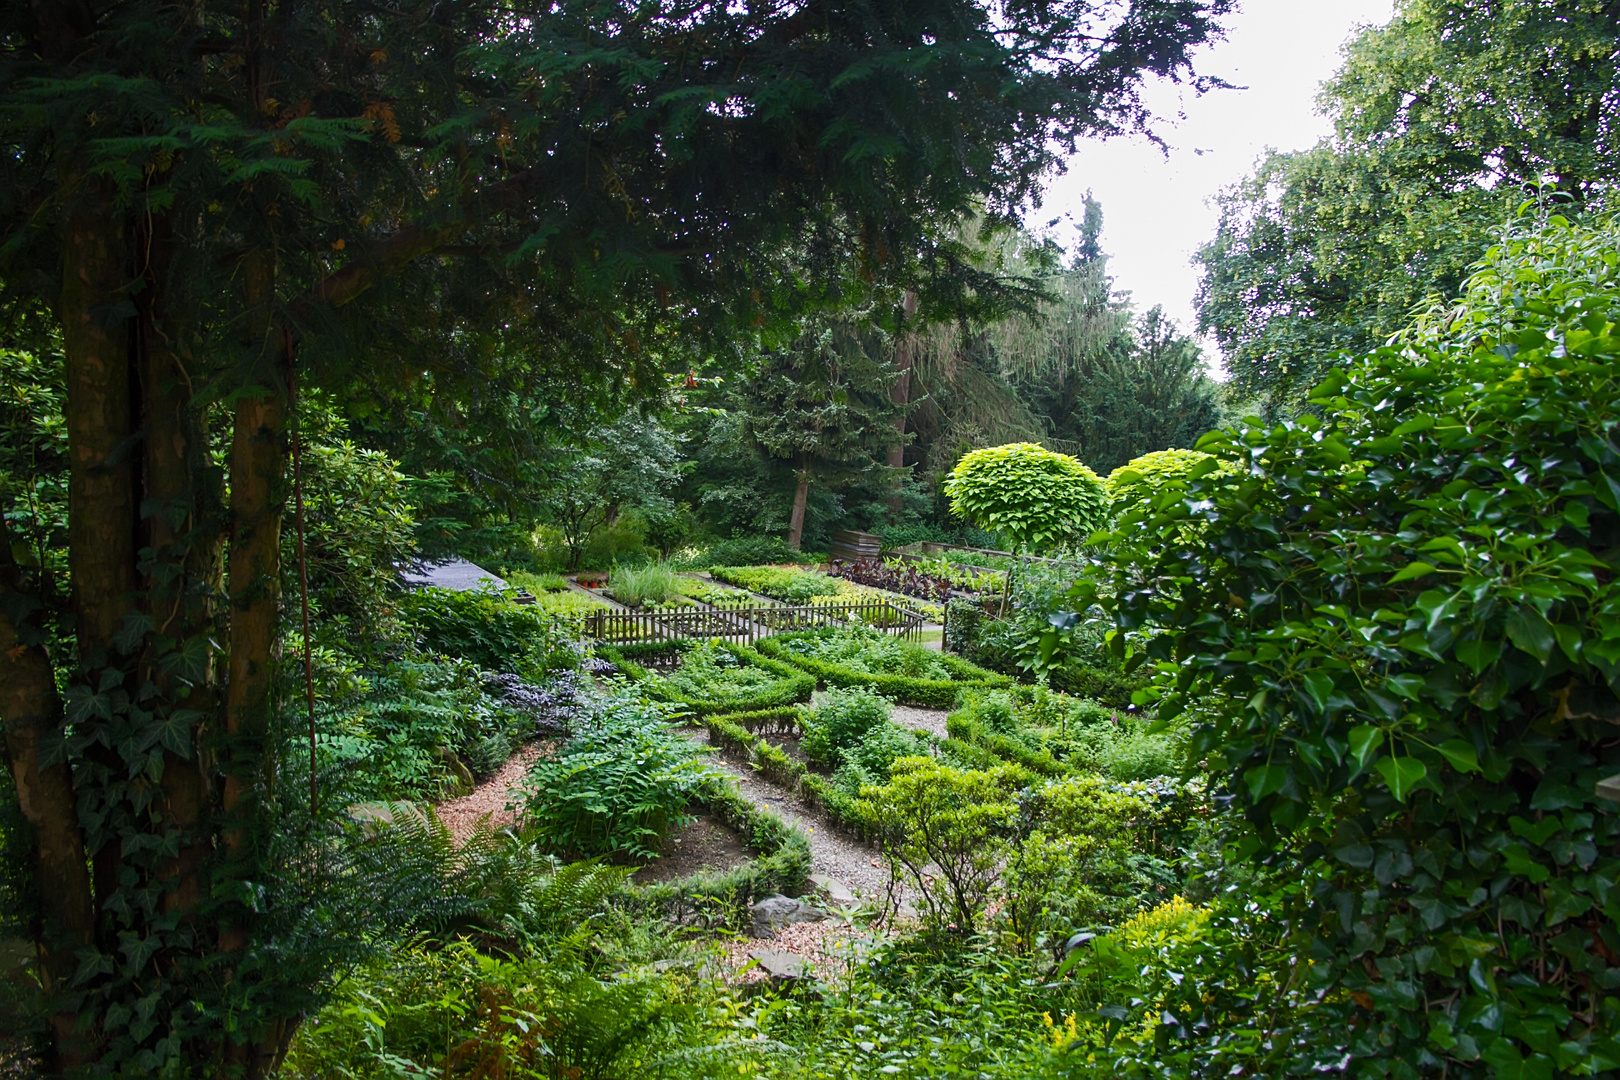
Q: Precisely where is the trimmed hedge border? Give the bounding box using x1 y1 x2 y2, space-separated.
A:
599 639 815 716
704 708 876 841
944 713 1069 777
753 630 1010 707
624 773 811 931
702 706 1027 842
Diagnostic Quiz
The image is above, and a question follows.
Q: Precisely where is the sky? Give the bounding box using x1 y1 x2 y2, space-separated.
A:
1038 0 1399 365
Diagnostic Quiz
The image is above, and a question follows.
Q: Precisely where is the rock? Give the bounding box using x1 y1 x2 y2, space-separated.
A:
807 874 858 908
751 894 823 938
749 948 811 980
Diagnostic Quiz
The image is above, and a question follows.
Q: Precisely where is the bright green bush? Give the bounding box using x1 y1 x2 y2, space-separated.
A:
400 587 580 675
1000 774 1167 948
830 722 933 796
943 442 1109 552
856 757 1025 934
520 695 711 860
1087 215 1620 1076
1104 448 1234 510
801 686 893 764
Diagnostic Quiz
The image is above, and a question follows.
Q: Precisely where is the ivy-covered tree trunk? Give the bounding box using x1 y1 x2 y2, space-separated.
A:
0 531 94 1071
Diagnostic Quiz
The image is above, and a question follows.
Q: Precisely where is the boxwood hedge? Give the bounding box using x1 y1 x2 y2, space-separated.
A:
754 630 1010 707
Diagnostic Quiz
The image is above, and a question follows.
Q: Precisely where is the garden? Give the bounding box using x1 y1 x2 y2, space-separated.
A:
3 4 1618 1079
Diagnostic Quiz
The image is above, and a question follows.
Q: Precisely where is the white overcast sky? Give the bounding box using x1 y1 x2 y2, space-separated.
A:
1038 0 1399 359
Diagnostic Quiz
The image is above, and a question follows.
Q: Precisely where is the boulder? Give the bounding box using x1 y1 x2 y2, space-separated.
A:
750 894 823 938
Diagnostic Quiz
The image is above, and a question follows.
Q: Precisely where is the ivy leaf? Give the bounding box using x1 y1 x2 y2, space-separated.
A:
1302 669 1334 712
1437 739 1480 774
1374 755 1427 802
1348 725 1382 769
1389 561 1438 583
1244 763 1288 801
1505 607 1555 663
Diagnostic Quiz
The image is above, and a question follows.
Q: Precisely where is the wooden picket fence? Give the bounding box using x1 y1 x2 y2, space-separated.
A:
584 599 928 645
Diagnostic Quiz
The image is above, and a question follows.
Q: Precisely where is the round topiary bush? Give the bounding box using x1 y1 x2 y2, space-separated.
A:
1105 448 1232 510
942 442 1108 552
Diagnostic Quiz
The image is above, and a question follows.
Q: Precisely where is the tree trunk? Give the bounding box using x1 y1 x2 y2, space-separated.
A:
137 213 219 921
886 292 918 515
787 461 811 550
222 250 285 939
0 530 96 1071
61 189 139 658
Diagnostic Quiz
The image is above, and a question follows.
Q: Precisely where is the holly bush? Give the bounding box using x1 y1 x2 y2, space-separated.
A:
943 443 1109 552
1081 216 1620 1076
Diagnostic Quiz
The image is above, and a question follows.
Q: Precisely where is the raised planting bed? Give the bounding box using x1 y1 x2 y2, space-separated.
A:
754 626 1010 708
711 564 945 622
599 639 815 716
703 705 1022 842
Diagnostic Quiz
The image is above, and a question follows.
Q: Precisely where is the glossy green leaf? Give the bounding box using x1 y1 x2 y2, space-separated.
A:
1374 755 1427 802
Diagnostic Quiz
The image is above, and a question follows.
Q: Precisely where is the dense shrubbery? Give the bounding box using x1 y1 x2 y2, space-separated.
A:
800 686 894 765
520 695 712 860
1082 216 1620 1076
950 687 1182 781
400 586 581 675
676 535 799 569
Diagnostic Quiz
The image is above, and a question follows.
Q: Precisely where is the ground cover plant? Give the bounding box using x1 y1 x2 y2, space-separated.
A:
674 576 759 608
710 563 844 603
829 558 956 605
401 586 582 677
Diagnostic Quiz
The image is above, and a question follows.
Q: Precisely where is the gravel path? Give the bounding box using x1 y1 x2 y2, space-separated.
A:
689 731 907 906
434 742 547 843
891 704 951 738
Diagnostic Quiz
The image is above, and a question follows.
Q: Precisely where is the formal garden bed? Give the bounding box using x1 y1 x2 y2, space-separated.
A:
598 639 816 715
756 626 1009 706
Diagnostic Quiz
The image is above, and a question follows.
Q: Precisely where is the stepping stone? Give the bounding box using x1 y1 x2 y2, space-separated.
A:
749 948 811 980
808 874 858 908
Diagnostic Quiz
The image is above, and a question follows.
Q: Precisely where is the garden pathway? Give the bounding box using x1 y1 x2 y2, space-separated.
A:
688 731 912 909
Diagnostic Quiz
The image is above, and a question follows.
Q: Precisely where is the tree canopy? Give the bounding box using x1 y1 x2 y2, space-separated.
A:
1195 0 1620 412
